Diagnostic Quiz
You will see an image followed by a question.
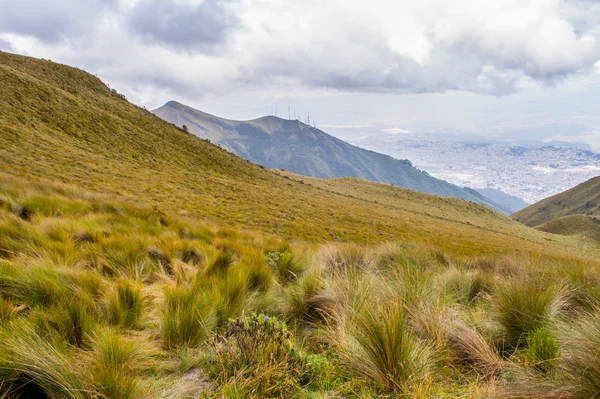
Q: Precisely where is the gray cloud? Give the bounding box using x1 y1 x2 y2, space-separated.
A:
0 0 115 45
128 0 239 52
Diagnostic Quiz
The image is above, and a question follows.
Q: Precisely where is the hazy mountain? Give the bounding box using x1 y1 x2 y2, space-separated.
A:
512 176 600 227
153 101 500 208
475 188 530 214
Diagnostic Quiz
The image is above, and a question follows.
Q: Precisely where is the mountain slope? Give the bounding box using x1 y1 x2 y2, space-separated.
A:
536 214 600 242
512 176 600 227
0 51 598 262
153 101 498 207
475 188 530 214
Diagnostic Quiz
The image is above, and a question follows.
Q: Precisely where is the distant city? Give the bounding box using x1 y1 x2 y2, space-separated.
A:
330 132 600 204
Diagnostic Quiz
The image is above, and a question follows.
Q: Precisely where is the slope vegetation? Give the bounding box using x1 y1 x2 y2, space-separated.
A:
513 176 600 227
1 174 600 398
536 214 600 242
153 101 498 207
0 51 596 262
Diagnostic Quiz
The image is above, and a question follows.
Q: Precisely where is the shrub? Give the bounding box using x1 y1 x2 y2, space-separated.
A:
161 284 216 349
522 327 559 373
105 280 144 329
211 314 306 398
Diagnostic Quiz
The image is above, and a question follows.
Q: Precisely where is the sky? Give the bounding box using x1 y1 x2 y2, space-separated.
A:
2 0 600 147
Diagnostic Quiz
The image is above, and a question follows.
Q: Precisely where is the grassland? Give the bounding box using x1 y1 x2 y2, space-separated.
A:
3 51 600 398
1 51 599 262
2 174 600 398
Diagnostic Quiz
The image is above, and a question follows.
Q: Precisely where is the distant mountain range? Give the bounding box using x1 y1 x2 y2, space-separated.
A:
154 101 516 212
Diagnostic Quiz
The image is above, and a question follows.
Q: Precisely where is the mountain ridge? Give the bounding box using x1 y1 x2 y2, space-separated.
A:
153 101 503 209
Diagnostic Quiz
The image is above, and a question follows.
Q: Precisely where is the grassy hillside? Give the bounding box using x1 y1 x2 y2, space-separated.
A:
513 176 600 227
153 101 499 208
1 51 597 262
537 214 600 242
3 51 600 398
3 174 600 398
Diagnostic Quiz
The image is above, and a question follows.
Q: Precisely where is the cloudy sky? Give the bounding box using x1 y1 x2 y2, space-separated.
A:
2 0 600 146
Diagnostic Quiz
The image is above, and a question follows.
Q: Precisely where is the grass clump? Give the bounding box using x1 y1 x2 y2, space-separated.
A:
49 301 97 348
161 284 216 349
342 299 431 393
105 280 144 329
87 328 146 399
494 280 566 350
265 251 306 284
0 322 86 399
560 315 600 397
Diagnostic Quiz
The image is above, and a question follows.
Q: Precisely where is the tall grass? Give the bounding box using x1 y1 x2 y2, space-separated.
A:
342 299 431 392
87 328 146 399
0 322 86 399
161 284 216 349
560 315 600 397
494 280 567 350
105 280 144 329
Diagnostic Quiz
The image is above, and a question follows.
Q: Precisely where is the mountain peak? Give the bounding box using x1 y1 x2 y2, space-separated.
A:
152 101 504 210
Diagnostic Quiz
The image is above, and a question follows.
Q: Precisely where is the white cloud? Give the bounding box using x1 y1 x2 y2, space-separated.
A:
1 0 600 143
381 128 411 135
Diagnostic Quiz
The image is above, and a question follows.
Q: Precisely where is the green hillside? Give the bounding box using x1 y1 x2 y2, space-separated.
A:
513 176 600 227
1 51 595 260
537 214 600 242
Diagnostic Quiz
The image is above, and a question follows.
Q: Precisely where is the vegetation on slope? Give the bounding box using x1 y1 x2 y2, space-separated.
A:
1 51 596 260
536 214 600 242
1 175 600 398
513 176 600 227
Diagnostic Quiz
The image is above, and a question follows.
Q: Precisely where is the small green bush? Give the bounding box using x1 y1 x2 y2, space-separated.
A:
211 314 308 398
522 327 559 373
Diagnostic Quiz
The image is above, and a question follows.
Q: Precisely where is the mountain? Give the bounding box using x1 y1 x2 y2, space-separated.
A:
512 176 600 227
153 101 500 208
1 51 595 260
474 188 530 214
